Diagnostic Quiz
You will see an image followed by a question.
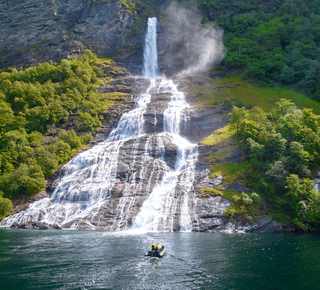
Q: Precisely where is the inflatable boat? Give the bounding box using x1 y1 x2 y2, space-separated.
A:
145 246 166 258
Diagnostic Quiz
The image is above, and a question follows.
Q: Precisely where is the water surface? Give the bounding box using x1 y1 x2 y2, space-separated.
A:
1 230 320 289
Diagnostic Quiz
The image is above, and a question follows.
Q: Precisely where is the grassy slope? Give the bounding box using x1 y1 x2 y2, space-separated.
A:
201 124 248 186
192 73 320 114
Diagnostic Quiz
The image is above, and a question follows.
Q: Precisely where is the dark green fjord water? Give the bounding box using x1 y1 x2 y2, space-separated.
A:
1 230 320 290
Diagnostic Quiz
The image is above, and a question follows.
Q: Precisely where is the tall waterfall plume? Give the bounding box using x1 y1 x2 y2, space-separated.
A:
143 17 159 78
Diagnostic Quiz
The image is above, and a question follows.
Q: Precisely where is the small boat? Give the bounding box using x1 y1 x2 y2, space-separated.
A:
145 246 166 258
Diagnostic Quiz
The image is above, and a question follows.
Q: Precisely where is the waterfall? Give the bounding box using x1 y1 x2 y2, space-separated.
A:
130 18 198 232
1 17 198 232
143 17 159 78
131 79 198 232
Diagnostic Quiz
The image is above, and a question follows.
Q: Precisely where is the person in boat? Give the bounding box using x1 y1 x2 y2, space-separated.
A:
146 243 165 257
151 242 156 250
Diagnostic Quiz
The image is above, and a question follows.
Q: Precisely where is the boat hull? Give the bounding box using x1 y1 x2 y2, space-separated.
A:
145 248 166 258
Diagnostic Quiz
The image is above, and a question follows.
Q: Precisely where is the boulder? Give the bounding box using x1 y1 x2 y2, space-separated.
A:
18 223 29 229
39 223 50 230
52 224 62 230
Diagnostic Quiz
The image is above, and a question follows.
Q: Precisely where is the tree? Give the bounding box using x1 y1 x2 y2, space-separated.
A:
229 106 248 134
61 130 82 150
284 174 316 220
2 162 46 197
0 101 14 133
47 141 72 165
77 111 101 132
0 191 13 220
287 141 310 176
264 133 287 162
228 100 320 228
247 138 265 164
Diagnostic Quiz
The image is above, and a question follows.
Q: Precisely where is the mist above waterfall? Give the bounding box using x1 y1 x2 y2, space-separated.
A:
163 3 226 75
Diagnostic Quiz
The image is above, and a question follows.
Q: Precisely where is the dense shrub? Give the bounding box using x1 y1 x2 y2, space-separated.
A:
229 100 320 228
0 50 109 203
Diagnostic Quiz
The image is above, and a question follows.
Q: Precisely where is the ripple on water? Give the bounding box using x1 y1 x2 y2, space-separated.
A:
1 231 320 289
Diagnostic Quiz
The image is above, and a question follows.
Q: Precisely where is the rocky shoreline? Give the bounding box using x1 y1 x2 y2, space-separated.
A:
9 222 62 230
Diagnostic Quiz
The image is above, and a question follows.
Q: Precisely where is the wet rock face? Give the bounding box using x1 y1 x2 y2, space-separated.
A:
56 133 179 230
2 73 286 233
143 92 170 134
11 191 50 214
192 196 231 232
4 132 180 231
180 106 229 143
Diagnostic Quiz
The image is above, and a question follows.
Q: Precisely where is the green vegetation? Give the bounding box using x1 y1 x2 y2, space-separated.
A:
201 122 257 221
202 124 236 146
199 181 262 222
196 0 320 101
199 185 224 196
91 0 135 14
202 124 247 188
0 191 13 220
188 73 320 114
119 0 136 14
130 0 160 36
227 100 320 229
171 0 320 227
200 96 320 226
201 123 258 221
0 50 125 218
209 162 248 186
224 192 262 223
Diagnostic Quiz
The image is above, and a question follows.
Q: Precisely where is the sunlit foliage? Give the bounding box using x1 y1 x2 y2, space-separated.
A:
229 100 320 229
0 50 106 206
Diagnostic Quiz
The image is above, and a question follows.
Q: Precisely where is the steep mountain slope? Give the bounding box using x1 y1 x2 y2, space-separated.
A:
0 0 170 73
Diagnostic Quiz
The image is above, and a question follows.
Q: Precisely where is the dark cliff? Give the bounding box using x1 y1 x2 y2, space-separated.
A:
0 0 171 73
0 0 222 77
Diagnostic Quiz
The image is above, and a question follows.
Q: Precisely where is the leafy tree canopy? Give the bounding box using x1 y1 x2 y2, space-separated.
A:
229 100 320 229
0 50 108 212
197 0 320 100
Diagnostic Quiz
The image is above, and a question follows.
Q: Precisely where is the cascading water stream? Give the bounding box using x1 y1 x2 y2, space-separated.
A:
131 79 198 232
1 17 198 232
143 17 159 78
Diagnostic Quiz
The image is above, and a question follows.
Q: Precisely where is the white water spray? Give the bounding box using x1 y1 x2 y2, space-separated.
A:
131 79 198 232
